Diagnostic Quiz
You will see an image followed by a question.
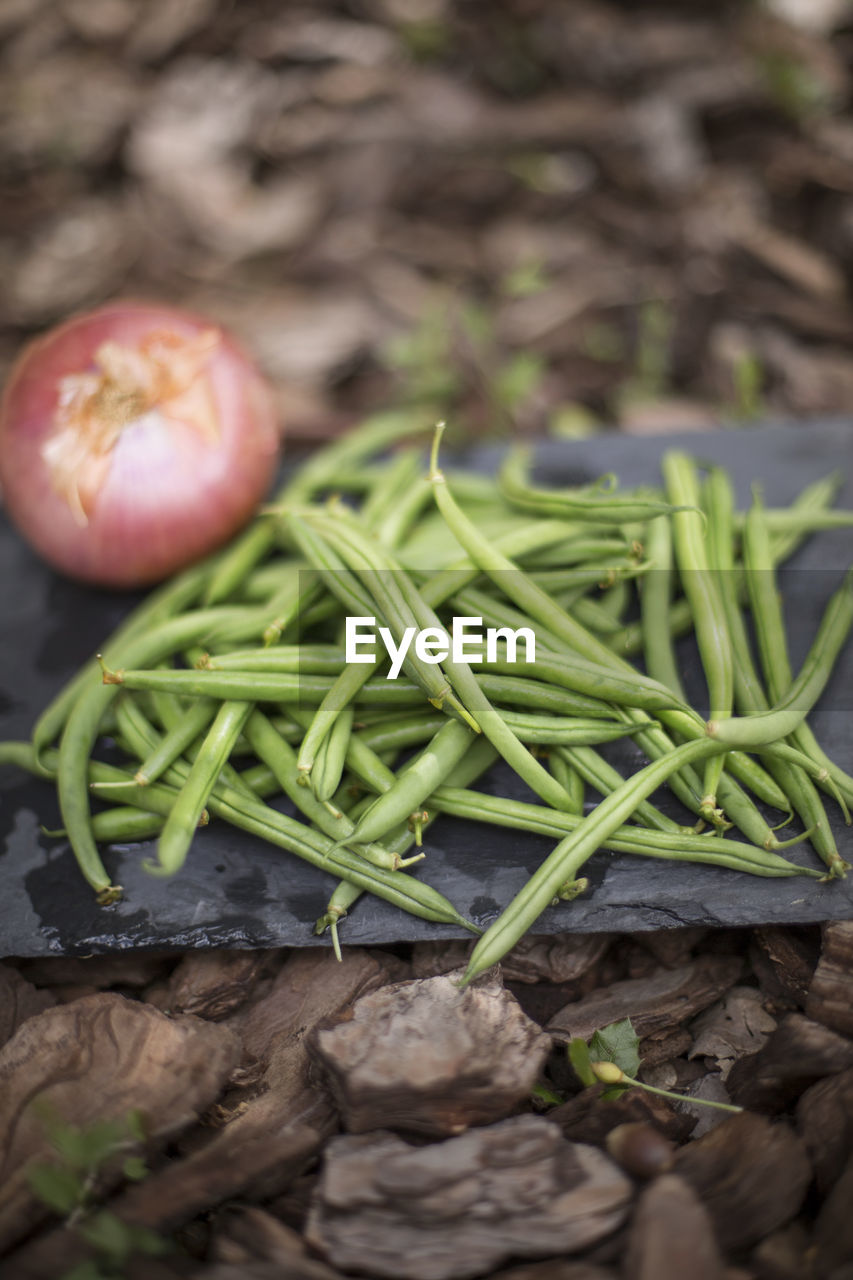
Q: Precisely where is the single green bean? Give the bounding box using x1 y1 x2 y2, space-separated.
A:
500 445 689 523
547 752 584 815
663 450 733 819
460 736 729 985
312 704 355 802
430 787 820 877
641 515 686 701
154 700 254 874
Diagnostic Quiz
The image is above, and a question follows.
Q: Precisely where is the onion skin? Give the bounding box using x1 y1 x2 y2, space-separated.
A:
0 301 281 588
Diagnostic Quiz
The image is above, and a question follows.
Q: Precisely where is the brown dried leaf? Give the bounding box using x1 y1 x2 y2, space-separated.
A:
688 986 777 1078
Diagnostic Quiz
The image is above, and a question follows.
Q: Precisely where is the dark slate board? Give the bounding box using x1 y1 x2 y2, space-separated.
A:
2 421 853 957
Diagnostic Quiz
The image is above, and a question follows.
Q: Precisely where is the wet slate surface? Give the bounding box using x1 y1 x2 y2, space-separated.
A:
2 422 853 957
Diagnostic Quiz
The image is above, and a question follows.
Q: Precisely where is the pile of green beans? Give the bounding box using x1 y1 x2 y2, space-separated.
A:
2 412 852 972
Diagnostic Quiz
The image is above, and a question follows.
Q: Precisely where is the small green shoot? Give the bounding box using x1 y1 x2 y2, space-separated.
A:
567 1017 742 1114
26 1107 170 1280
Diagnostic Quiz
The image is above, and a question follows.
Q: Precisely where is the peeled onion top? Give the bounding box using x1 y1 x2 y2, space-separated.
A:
0 301 281 587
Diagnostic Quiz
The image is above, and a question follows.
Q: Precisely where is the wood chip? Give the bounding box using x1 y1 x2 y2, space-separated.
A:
115 1114 324 1231
212 1205 343 1276
153 948 274 1021
749 927 821 1010
500 934 613 985
547 957 743 1043
16 953 172 990
624 1174 725 1280
309 968 551 1136
750 1221 813 1280
805 921 853 1037
674 1113 812 1252
230 947 388 1100
550 1085 696 1146
305 1116 632 1280
813 1152 853 1279
725 1012 853 1112
0 992 240 1252
796 1066 853 1194
487 1263 618 1280
0 963 55 1048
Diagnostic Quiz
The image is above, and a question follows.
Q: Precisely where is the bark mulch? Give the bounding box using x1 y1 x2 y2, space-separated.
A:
1 925 853 1278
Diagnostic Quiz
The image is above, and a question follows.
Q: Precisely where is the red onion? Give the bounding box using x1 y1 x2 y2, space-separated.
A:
0 301 281 587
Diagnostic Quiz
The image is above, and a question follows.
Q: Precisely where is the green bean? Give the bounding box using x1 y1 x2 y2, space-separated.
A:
452 586 686 712
132 697 217 786
261 570 323 647
709 569 853 748
89 808 169 842
570 595 629 636
299 661 380 781
460 736 728 985
342 719 476 848
763 472 844 565
483 649 686 714
527 560 651 595
103 665 441 707
299 510 481 730
117 700 446 899
452 563 784 837
430 787 821 878
361 449 425 530
242 711 406 870
519 536 636 570
0 740 55 778
314 737 500 946
500 445 689 523
289 705 399 797
376 475 433 549
345 507 581 814
734 509 853 535
201 645 345 673
596 575 630 622
641 515 687 701
477 673 616 719
663 450 733 820
481 711 642 747
312 704 355 802
608 473 845 658
357 711 448 755
429 428 721 821
555 745 682 833
742 495 847 878
56 605 287 897
31 553 217 767
547 752 584 814
152 700 254 874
